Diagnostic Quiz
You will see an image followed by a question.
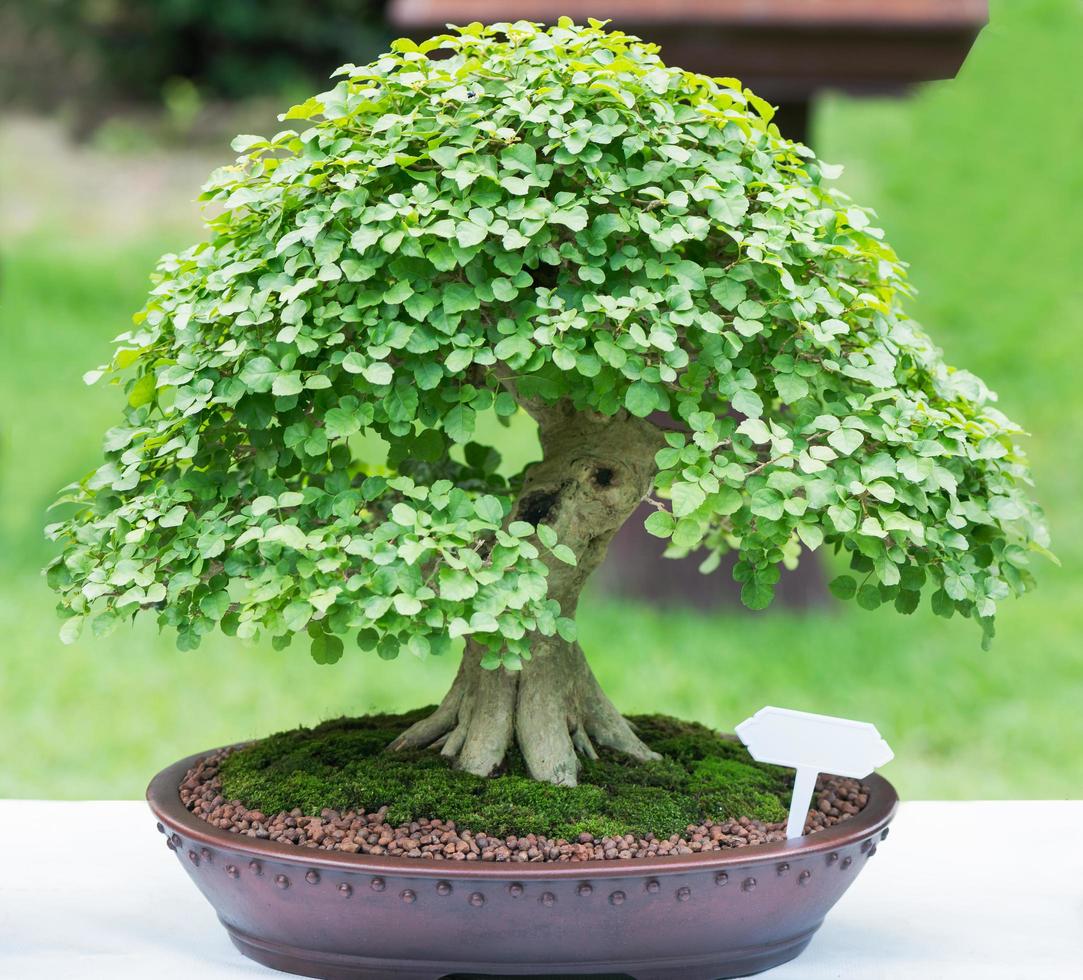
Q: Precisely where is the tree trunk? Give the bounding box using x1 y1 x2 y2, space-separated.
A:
389 402 667 784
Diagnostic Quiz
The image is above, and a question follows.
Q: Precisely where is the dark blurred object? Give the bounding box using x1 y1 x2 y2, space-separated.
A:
390 0 988 143
392 0 987 610
6 0 390 130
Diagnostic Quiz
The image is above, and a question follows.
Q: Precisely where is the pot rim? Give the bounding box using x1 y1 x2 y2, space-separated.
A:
148 744 898 880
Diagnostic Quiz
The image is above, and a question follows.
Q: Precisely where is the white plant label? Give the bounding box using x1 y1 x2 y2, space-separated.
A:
736 706 894 840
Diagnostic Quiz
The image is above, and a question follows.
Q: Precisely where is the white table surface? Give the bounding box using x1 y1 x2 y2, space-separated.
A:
1 800 1081 979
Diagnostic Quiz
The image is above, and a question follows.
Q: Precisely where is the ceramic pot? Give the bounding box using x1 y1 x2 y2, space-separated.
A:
148 747 897 979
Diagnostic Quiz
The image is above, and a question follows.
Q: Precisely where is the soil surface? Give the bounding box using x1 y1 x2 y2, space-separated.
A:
181 717 869 863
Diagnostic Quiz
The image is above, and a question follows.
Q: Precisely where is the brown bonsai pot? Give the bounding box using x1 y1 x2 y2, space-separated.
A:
148 746 898 980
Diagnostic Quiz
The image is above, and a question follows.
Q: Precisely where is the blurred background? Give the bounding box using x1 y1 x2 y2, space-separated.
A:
1 0 1080 801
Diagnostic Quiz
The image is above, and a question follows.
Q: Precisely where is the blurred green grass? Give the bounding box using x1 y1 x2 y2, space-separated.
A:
1 0 1080 800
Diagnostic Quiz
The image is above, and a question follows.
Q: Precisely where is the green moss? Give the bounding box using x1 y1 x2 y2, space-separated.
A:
219 711 794 840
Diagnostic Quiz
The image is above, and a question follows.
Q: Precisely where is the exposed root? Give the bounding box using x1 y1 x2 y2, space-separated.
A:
571 726 599 760
456 662 517 777
388 639 658 784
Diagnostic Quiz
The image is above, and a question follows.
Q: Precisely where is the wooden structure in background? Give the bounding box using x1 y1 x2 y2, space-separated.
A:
387 0 988 608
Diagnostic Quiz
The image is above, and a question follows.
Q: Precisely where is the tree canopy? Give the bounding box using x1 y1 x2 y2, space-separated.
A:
47 19 1047 667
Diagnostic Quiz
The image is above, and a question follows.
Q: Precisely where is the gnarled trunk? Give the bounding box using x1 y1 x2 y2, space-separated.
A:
389 402 667 784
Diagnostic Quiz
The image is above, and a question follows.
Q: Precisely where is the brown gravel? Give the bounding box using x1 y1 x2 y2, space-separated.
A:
181 749 869 863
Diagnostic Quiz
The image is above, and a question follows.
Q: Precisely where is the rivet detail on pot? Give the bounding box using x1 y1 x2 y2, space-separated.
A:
609 890 625 906
841 856 853 869
370 877 385 892
827 851 839 864
274 874 289 889
305 870 320 885
867 845 878 858
645 879 660 894
861 839 873 853
187 850 200 866
881 827 891 840
577 882 593 897
676 886 691 902
338 883 352 897
714 871 728 886
777 862 790 876
225 864 239 879
436 881 452 896
507 882 523 897
166 838 176 852
156 822 165 835
170 833 182 847
401 889 416 904
249 859 262 876
742 877 757 892
798 870 812 885
540 891 556 907
200 847 213 863
469 892 485 907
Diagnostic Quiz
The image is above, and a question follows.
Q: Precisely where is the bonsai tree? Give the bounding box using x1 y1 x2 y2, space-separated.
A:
48 20 1046 786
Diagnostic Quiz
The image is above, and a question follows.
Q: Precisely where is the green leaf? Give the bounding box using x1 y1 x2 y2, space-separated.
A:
199 591 230 620
733 317 763 338
708 194 749 226
404 292 435 321
126 373 156 408
444 404 476 443
796 522 824 551
856 584 883 610
775 373 809 403
59 615 84 645
671 516 704 550
671 482 706 518
644 510 675 538
731 388 763 419
550 544 577 566
309 630 344 665
750 488 784 521
393 594 423 615
324 407 361 439
240 356 277 393
894 590 920 615
741 579 774 610
624 381 656 418
828 575 857 600
272 371 303 397
456 222 487 249
264 524 309 550
341 352 366 374
827 427 865 456
550 206 588 231
159 505 187 527
362 361 394 386
439 566 478 601
283 601 313 631
443 283 480 315
474 495 505 524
